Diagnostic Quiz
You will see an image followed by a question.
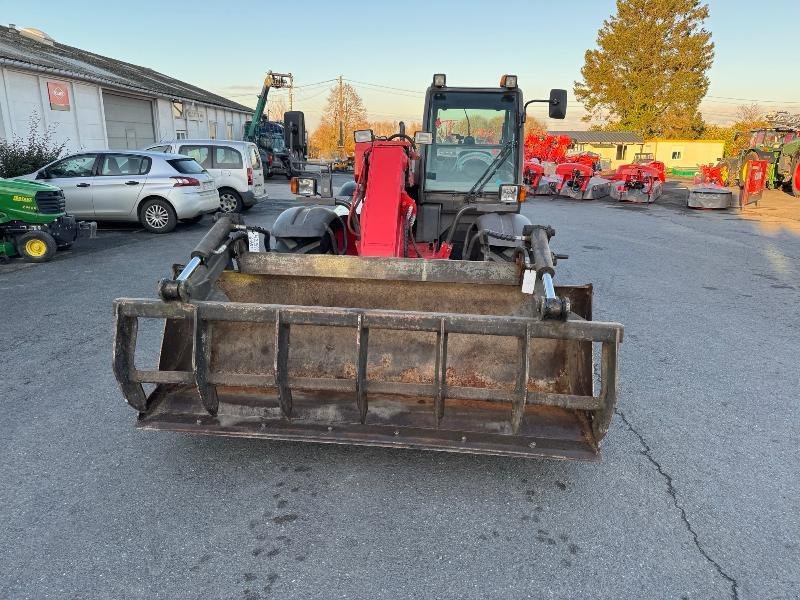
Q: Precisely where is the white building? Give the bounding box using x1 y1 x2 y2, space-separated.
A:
0 24 252 153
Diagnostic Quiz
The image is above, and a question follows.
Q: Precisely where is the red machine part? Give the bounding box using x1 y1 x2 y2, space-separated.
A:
741 159 767 207
564 152 600 172
642 160 666 182
524 161 545 188
350 139 451 259
555 162 593 193
695 163 726 186
610 163 661 197
524 133 572 164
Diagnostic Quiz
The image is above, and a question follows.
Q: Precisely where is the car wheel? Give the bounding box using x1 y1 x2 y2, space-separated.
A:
16 230 57 262
140 198 176 233
218 189 244 213
180 215 204 224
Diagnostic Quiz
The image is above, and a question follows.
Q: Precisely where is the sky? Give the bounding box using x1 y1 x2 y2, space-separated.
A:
3 0 800 131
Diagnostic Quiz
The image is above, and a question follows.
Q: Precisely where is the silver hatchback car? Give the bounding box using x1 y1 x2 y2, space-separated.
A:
21 151 220 233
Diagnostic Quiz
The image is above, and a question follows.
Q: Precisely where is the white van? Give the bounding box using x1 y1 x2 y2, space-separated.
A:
147 140 267 212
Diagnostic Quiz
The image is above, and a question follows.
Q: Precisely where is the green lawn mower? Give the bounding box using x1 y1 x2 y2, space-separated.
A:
0 177 96 263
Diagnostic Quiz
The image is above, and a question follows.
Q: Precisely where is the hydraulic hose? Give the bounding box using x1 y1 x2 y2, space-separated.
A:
443 205 477 247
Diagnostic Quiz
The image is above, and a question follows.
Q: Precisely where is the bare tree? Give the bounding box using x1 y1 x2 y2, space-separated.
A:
267 98 288 122
736 104 763 123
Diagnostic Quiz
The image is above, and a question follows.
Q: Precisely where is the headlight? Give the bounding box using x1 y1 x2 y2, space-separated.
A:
290 176 317 196
499 184 521 203
354 129 374 143
414 131 433 145
500 74 518 88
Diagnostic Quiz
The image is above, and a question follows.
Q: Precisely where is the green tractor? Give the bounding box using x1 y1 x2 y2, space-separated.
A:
731 127 800 196
0 177 96 262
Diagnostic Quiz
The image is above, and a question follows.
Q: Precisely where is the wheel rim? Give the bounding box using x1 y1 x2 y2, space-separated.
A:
25 239 47 257
219 193 238 213
144 204 169 229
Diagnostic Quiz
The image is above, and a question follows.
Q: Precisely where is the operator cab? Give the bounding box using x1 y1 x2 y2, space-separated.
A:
423 88 521 194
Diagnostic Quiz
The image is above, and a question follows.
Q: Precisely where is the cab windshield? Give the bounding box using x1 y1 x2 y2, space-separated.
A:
424 91 518 193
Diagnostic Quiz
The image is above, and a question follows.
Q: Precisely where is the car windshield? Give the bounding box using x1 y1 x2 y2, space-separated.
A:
424 91 518 193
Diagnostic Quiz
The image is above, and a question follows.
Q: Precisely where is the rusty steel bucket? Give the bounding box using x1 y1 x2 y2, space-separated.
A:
113 252 622 460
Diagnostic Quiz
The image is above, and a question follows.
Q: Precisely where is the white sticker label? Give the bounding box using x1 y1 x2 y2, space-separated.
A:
247 231 262 252
521 269 536 295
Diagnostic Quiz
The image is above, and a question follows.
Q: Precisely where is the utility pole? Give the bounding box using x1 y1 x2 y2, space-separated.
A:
337 75 344 158
288 73 294 111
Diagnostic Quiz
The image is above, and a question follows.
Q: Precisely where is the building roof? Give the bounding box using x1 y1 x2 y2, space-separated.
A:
548 130 644 144
0 25 251 113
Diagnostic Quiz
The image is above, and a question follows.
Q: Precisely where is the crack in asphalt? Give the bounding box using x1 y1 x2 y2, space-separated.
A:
616 409 740 600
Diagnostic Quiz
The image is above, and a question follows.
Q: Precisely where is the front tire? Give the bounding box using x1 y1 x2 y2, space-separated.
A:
218 189 243 213
17 231 57 262
140 198 177 233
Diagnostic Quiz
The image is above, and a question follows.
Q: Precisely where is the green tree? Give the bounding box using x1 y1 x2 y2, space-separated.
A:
575 0 714 138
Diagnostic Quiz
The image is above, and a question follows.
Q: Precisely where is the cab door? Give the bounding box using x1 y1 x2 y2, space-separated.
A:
38 154 98 217
91 154 148 219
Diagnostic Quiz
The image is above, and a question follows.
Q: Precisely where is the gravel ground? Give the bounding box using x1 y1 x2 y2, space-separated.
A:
1 175 798 600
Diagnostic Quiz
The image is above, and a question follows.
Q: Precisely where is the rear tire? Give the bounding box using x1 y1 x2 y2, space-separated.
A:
140 198 177 233
789 156 800 198
16 230 57 262
218 188 243 213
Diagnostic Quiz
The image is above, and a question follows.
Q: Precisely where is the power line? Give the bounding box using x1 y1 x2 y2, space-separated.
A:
705 95 800 105
293 78 337 88
344 78 425 95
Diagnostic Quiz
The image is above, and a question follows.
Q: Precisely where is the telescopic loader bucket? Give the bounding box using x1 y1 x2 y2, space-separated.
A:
113 219 622 460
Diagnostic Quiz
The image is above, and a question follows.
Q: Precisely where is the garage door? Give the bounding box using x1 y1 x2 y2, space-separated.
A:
102 92 155 149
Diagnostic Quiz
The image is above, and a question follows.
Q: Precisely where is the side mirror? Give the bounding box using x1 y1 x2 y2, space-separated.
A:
549 89 567 119
36 170 49 180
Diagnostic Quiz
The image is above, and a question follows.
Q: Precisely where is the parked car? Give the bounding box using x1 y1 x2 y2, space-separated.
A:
20 151 219 234
146 140 267 212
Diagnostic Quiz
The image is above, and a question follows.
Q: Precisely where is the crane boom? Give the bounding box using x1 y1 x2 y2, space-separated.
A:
244 71 292 141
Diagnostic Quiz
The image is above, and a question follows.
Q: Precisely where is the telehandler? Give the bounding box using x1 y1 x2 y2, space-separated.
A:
113 75 623 460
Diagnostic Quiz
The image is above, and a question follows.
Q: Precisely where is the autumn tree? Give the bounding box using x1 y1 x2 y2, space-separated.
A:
524 116 547 137
309 82 369 158
370 120 424 138
575 0 714 138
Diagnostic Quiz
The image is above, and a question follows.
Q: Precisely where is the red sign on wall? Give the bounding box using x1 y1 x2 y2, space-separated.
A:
47 81 70 111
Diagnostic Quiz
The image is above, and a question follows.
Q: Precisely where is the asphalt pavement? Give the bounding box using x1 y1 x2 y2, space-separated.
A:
1 175 798 600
